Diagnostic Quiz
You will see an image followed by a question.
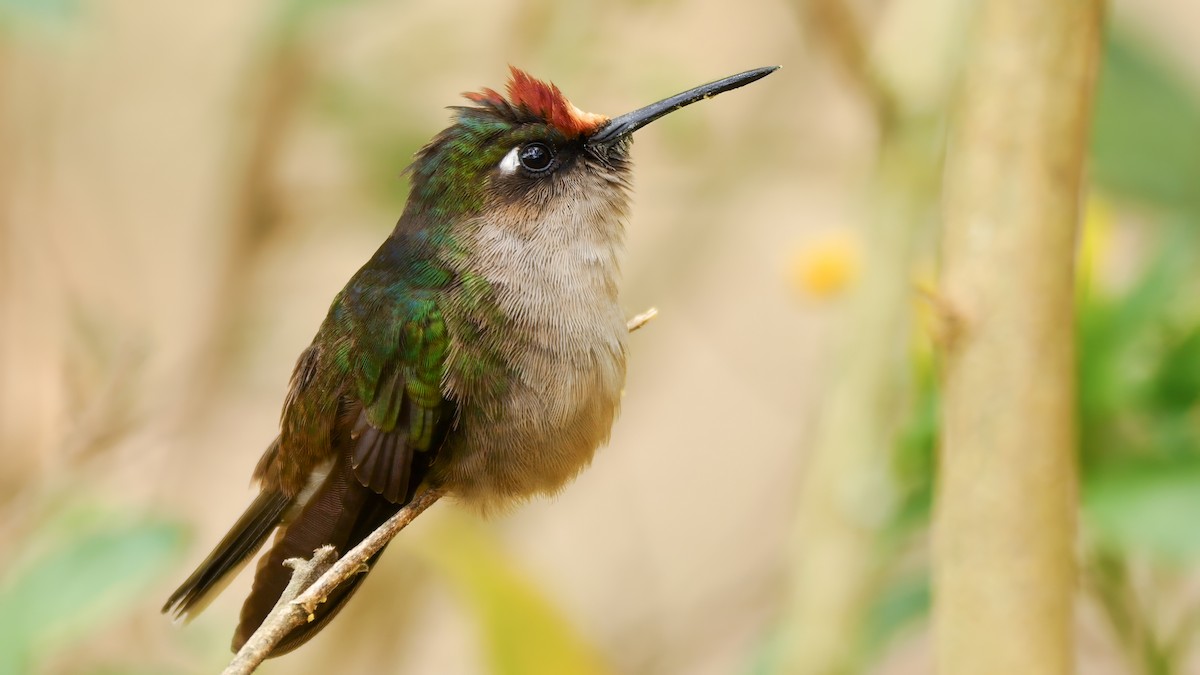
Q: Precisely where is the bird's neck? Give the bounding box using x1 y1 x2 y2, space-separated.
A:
438 187 629 409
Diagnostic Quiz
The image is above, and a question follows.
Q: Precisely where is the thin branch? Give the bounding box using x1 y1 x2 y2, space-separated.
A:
223 546 338 675
223 487 445 675
223 307 658 674
626 307 658 333
803 0 869 87
795 0 894 121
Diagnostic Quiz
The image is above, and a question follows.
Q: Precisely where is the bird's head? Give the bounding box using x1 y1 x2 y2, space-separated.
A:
401 66 779 227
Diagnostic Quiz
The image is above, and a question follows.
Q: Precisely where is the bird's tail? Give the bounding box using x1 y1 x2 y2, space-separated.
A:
162 487 291 621
232 452 403 656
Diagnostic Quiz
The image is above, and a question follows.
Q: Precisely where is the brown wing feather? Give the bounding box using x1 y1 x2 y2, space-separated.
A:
234 448 381 653
351 409 413 503
237 490 399 655
232 403 443 656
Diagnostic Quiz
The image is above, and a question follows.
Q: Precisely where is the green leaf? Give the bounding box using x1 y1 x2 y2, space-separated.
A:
893 368 938 490
1084 458 1200 562
1092 32 1200 214
1077 227 1196 464
417 515 613 675
887 364 937 541
861 574 930 659
1151 326 1200 412
0 519 187 673
1080 226 1193 373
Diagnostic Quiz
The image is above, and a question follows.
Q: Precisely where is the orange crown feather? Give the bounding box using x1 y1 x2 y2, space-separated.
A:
464 67 608 138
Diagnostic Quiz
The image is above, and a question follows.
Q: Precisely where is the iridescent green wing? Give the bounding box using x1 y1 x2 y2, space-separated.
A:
349 291 452 503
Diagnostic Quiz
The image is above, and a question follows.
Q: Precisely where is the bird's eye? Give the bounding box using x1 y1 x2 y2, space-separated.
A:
518 142 554 173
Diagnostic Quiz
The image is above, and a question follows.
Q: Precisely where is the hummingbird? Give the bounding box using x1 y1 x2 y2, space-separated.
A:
163 65 778 656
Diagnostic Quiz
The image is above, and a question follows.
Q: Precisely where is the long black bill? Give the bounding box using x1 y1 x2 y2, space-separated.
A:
587 66 780 148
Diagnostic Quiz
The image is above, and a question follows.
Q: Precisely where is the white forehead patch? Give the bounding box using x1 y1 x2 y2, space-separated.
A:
499 146 521 175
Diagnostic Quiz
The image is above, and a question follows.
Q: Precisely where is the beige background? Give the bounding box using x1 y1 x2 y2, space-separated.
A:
1 1 1196 673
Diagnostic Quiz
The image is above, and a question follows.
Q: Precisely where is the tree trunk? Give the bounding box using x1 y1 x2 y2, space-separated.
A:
934 1 1103 674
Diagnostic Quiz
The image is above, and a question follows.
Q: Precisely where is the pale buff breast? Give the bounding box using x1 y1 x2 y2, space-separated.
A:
437 173 630 510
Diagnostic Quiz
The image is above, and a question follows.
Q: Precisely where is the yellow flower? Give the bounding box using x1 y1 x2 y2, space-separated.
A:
790 231 861 299
1077 192 1114 293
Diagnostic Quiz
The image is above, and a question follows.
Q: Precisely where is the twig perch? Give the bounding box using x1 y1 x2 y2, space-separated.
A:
222 306 658 674
222 546 338 674
223 487 444 675
626 307 658 333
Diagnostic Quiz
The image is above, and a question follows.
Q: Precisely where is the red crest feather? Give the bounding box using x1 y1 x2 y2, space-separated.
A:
464 67 608 137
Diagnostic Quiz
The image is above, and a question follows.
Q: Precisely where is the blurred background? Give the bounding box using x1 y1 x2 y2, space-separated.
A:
1 0 1199 673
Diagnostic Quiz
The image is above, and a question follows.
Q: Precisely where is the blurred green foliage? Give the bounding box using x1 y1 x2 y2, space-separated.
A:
1086 457 1200 561
1092 34 1200 214
0 505 186 674
861 573 930 660
1078 225 1197 469
418 515 613 675
0 500 608 675
268 0 377 42
0 0 78 26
